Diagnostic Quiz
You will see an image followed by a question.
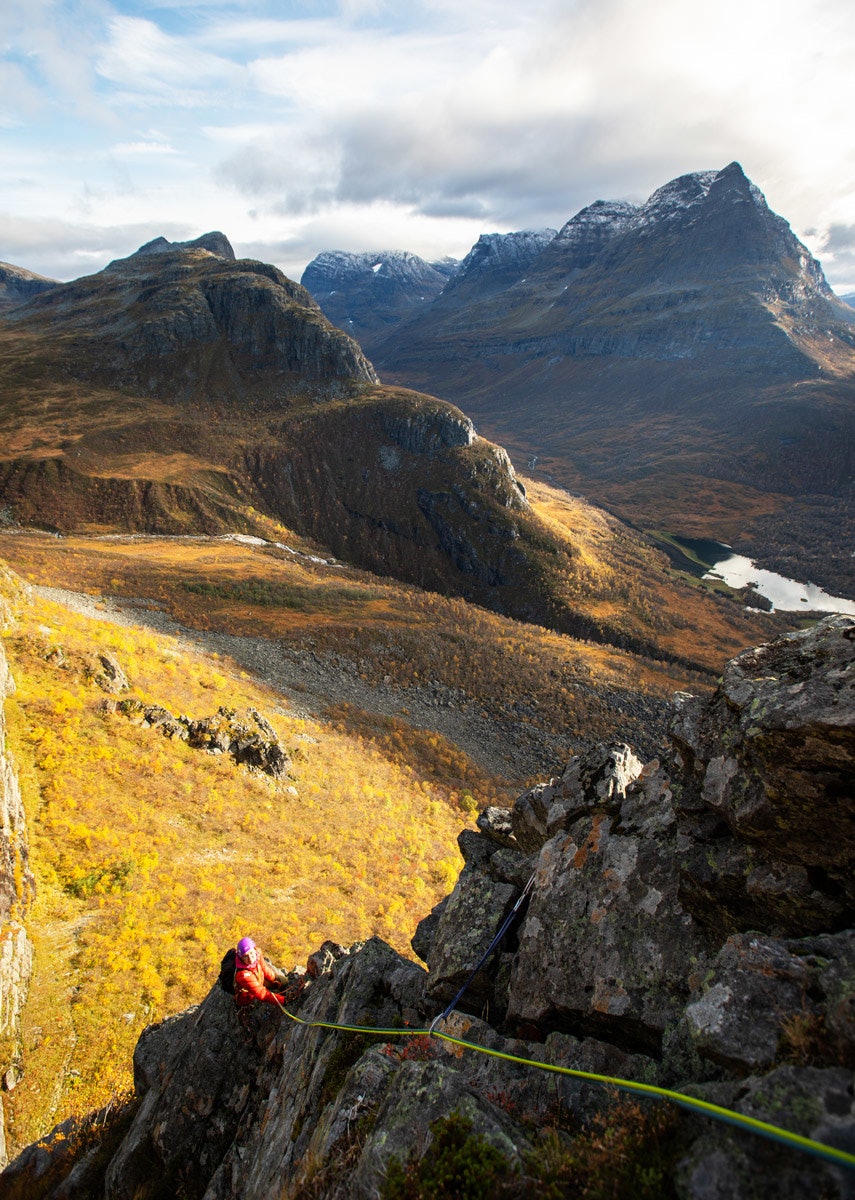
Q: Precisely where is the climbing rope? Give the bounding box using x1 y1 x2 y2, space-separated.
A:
273 996 855 1171
266 860 855 1171
428 870 537 1036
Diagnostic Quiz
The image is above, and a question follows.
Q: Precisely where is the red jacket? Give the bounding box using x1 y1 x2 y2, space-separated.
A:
234 954 281 1008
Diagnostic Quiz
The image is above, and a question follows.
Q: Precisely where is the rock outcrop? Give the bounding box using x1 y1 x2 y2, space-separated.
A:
0 577 34 1168
3 617 853 1197
116 702 291 779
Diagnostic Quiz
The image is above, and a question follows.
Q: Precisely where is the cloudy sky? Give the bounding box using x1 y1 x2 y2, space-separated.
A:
2 0 855 290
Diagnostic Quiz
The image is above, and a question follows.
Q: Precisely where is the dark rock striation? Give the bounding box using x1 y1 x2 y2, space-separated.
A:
3 620 854 1198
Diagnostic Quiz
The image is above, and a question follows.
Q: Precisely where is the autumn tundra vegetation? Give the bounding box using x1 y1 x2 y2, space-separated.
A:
0 574 471 1148
0 486 787 1157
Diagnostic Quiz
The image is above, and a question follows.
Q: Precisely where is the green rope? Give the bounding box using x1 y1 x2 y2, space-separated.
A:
274 998 855 1171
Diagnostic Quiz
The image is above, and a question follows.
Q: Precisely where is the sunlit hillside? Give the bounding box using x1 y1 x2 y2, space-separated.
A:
0 568 482 1154
0 483 795 1157
0 516 777 774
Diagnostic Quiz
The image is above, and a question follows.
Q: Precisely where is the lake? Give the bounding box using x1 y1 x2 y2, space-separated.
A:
703 549 855 615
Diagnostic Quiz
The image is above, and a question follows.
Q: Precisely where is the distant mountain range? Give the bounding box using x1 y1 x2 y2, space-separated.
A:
300 232 555 355
300 250 457 354
0 262 58 311
302 163 855 597
0 233 641 647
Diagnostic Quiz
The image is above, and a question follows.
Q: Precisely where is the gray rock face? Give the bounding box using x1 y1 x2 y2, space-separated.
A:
104 988 270 1200
511 742 645 852
672 615 855 937
425 867 518 1006
380 404 475 457
0 626 34 1169
676 1066 855 1200
507 763 704 1053
682 929 855 1074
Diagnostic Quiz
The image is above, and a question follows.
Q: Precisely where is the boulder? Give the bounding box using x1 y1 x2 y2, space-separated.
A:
507 765 705 1053
411 897 448 963
424 863 519 1006
672 615 855 936
675 1066 855 1200
683 929 855 1075
476 806 516 848
511 742 645 853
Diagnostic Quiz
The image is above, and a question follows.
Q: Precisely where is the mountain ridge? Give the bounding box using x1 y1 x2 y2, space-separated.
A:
2 613 852 1198
365 163 855 597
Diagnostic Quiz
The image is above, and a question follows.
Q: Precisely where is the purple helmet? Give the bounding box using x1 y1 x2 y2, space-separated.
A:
236 937 256 963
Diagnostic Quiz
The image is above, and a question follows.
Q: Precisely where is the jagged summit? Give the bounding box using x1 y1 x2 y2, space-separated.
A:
301 248 455 353
437 228 556 305
130 230 236 261
373 162 855 599
538 201 636 273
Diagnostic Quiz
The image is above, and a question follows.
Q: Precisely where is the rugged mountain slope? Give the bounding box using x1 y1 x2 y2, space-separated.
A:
301 250 457 354
4 616 853 1199
0 234 653 646
423 228 556 309
0 263 58 313
374 163 855 596
0 230 791 664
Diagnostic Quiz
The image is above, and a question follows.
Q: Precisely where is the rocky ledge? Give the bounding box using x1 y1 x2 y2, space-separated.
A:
3 617 854 1198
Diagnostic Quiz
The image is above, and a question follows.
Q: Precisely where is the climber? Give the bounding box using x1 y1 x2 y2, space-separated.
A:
233 936 291 1010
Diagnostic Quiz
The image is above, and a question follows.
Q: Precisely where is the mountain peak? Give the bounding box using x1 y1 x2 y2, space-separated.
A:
0 261 59 311
131 231 236 261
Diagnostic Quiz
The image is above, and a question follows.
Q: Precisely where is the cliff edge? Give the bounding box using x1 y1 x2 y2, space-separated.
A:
3 617 854 1198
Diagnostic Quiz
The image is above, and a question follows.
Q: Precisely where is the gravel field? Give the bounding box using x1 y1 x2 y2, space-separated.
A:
34 584 580 781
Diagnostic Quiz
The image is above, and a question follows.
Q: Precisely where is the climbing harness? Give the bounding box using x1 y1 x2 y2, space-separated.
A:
271 870 855 1176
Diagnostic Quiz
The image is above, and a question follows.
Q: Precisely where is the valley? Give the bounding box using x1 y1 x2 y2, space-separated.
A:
0 184 851 1194
303 165 855 599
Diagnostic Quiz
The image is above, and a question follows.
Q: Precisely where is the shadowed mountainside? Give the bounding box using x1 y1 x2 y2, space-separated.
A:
0 233 786 667
372 163 855 597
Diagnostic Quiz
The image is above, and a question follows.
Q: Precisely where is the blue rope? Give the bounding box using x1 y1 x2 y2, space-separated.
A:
428 870 536 1035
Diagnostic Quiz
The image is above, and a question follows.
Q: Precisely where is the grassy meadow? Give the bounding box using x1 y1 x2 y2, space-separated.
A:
0 572 477 1151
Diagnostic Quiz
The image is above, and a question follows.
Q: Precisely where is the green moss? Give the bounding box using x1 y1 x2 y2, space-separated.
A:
381 1112 515 1200
319 1029 390 1110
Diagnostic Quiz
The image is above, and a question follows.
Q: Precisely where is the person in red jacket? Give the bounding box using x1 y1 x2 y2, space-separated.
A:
233 936 288 1009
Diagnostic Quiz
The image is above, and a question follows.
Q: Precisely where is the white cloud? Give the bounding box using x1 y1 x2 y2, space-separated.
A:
96 15 243 106
2 0 854 287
